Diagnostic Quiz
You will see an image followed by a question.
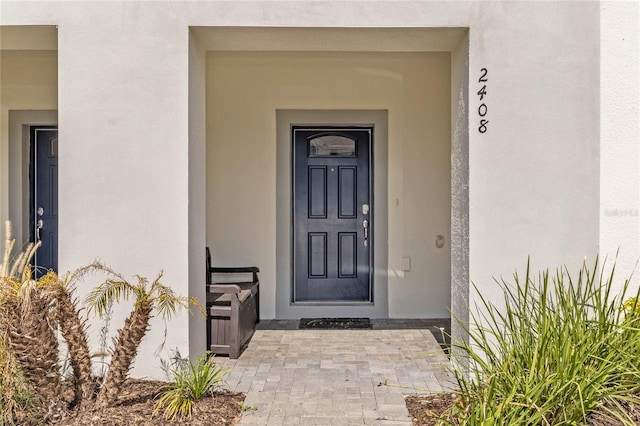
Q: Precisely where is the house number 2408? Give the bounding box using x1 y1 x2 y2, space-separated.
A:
478 68 489 133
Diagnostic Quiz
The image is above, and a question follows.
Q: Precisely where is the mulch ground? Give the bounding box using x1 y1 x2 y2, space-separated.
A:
405 393 640 426
49 379 245 426
405 393 458 426
24 378 640 425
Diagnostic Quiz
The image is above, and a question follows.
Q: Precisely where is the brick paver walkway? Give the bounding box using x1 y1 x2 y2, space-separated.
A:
216 321 455 425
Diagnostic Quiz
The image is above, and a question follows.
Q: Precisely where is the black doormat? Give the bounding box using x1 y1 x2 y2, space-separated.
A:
299 318 372 329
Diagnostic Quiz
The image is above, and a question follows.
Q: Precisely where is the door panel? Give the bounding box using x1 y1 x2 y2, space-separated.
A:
309 167 327 218
293 127 372 302
338 167 356 218
338 232 357 277
308 233 328 278
30 126 58 277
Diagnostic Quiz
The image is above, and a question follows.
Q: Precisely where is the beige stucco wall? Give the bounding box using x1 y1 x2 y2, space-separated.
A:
600 1 640 283
206 51 451 319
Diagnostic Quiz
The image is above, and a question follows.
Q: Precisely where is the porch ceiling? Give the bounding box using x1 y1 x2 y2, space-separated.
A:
191 27 467 52
0 26 57 51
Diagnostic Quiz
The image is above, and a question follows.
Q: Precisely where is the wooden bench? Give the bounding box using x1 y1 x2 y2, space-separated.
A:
206 247 259 359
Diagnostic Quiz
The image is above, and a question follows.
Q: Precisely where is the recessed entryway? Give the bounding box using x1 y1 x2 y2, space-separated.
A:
276 110 389 319
1 25 58 250
197 27 468 324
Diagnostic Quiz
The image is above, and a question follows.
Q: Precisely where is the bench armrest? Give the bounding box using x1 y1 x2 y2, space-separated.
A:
207 284 241 294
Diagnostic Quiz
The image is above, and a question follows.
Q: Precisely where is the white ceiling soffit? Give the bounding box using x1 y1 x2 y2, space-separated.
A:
0 26 466 52
191 27 468 52
0 26 57 51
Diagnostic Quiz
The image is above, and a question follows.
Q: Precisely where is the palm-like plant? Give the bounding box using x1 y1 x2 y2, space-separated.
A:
39 272 94 405
2 228 94 414
2 221 204 415
85 263 197 407
0 221 62 421
4 279 64 414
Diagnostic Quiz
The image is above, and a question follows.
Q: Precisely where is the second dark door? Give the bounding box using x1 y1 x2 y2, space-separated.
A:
30 126 58 277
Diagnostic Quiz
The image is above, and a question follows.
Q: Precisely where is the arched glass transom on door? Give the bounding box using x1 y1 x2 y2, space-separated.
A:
308 135 356 157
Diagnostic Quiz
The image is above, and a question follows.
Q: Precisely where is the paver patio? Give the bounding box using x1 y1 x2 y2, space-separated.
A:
215 320 455 425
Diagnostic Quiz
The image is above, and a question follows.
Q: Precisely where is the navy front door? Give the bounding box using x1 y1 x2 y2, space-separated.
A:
30 126 58 277
292 127 372 302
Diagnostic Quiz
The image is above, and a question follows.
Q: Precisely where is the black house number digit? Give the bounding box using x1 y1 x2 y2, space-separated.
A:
478 68 489 133
478 68 488 82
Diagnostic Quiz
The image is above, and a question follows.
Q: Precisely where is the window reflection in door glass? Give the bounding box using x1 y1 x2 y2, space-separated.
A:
309 135 356 157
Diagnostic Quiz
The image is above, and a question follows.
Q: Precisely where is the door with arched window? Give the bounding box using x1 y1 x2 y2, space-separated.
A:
30 125 58 277
292 126 373 303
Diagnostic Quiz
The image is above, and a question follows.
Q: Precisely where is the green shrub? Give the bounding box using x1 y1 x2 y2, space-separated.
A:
154 352 228 420
444 259 640 426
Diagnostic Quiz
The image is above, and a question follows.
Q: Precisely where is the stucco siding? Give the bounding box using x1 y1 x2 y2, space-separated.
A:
0 0 637 379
